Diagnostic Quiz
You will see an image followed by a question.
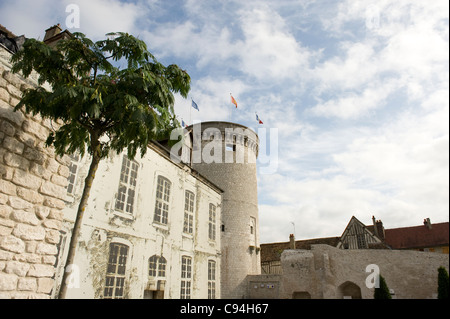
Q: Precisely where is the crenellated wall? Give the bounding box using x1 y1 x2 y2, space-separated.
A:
247 244 450 299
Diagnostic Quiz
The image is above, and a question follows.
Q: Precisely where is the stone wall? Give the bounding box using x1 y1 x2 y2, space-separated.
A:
246 244 450 299
0 46 69 298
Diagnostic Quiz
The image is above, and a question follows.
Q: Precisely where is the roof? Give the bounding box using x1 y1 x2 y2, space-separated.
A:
336 215 389 249
0 24 17 38
260 237 340 262
147 140 224 195
0 23 25 53
384 222 449 250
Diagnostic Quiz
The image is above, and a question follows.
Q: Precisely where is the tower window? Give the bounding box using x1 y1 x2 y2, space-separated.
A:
225 143 235 152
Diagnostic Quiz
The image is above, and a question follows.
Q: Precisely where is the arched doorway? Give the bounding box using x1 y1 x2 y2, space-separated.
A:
337 281 362 299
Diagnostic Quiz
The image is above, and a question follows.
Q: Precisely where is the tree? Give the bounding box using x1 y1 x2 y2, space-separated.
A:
438 266 449 299
11 32 190 298
374 274 392 299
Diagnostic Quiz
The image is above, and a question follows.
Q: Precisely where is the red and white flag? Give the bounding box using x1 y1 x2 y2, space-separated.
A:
230 94 238 108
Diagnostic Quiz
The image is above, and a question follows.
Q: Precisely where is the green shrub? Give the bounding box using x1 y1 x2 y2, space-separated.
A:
438 266 449 299
374 275 392 299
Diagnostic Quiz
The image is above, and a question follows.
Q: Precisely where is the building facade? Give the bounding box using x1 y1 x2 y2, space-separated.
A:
56 141 223 299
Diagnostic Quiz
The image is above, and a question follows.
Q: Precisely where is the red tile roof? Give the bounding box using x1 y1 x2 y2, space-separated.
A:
384 222 449 250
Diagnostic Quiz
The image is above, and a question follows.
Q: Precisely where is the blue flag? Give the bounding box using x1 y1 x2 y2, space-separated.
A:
182 119 186 127
191 99 199 111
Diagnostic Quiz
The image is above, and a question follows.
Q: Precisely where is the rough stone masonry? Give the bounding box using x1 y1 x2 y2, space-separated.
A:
0 45 70 299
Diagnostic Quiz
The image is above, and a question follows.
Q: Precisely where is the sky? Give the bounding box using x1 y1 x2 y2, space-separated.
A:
1 0 448 244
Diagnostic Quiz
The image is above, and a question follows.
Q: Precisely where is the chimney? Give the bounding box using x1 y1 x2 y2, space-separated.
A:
376 219 385 240
372 216 379 237
289 234 296 249
424 218 432 230
44 24 62 42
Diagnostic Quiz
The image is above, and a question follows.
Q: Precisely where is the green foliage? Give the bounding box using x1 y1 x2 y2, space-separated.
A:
374 274 392 299
11 32 190 160
438 266 449 299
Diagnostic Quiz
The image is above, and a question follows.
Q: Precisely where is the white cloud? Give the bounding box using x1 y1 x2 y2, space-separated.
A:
0 0 62 38
142 17 241 70
308 0 449 120
237 5 312 81
308 78 400 119
313 41 379 92
63 0 145 39
0 0 146 40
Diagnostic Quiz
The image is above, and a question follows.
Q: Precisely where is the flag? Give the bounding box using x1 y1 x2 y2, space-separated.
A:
191 99 199 111
256 113 263 124
230 94 238 108
181 119 186 127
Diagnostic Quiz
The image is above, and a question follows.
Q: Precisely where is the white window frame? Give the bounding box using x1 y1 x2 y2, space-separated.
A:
153 176 171 225
148 255 167 278
180 256 192 299
208 204 216 241
104 243 129 299
208 260 216 299
115 155 139 215
183 191 195 234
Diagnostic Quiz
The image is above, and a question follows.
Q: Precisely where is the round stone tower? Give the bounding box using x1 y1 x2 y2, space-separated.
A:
189 121 261 299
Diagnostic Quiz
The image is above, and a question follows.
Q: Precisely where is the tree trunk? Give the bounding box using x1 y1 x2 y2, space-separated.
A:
58 140 101 299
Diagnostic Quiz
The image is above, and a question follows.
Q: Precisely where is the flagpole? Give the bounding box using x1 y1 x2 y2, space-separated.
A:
190 98 192 126
230 93 234 124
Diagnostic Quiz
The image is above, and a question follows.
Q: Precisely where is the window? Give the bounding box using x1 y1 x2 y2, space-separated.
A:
208 260 216 299
225 143 235 152
115 155 138 214
180 256 192 299
148 255 166 278
104 243 129 299
250 217 256 246
67 153 81 194
183 191 195 234
154 176 171 225
208 204 216 241
356 233 367 249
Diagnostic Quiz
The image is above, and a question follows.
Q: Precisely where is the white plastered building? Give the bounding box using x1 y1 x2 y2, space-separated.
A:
55 140 223 299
